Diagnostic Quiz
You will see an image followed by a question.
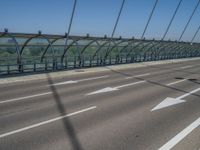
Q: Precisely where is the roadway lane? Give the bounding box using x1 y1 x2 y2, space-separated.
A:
0 58 200 150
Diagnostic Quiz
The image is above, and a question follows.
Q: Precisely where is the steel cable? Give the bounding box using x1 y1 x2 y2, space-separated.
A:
141 0 159 39
178 0 200 41
162 0 183 40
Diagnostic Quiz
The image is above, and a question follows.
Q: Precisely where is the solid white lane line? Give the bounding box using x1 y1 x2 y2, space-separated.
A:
49 80 78 86
125 73 151 79
159 117 200 150
115 80 146 89
167 79 187 86
177 87 200 100
50 75 108 86
0 92 52 104
76 75 108 82
180 65 193 69
0 106 97 138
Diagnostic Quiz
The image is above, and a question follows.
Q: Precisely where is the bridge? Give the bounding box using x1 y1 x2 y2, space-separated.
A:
1 0 200 75
0 0 200 150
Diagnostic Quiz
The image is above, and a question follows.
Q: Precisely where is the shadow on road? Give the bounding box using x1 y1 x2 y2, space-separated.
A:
46 73 83 150
107 67 200 98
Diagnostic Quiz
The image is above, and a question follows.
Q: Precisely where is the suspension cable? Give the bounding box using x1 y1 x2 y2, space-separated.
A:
141 0 159 39
162 0 183 40
62 0 77 61
178 0 200 41
111 0 126 38
104 0 126 59
191 24 200 43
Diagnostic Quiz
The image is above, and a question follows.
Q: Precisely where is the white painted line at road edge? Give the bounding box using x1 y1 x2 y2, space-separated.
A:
159 117 200 150
49 75 109 86
167 79 187 86
125 73 151 79
0 92 52 104
0 106 97 138
180 65 193 69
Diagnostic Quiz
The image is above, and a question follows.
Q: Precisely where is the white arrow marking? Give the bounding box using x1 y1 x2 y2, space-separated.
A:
151 87 200 111
86 87 119 95
151 97 186 111
49 75 108 86
86 81 146 95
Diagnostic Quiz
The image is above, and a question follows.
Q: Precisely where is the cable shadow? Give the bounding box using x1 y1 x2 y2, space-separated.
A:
107 67 200 99
46 73 83 150
105 66 132 77
142 60 200 75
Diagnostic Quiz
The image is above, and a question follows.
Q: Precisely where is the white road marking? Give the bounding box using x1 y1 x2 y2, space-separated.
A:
180 65 193 69
159 117 200 150
0 92 52 104
86 81 146 95
151 98 186 111
0 106 97 138
125 73 151 79
152 87 200 111
177 87 200 100
49 75 108 86
76 75 108 82
166 79 187 86
49 80 78 86
115 81 146 89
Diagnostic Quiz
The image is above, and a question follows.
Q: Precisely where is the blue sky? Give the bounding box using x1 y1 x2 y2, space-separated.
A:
0 0 200 42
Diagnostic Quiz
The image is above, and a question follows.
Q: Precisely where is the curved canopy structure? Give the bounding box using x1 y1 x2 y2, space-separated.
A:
0 31 200 74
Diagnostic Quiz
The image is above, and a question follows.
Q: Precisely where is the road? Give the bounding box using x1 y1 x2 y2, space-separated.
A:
0 59 200 150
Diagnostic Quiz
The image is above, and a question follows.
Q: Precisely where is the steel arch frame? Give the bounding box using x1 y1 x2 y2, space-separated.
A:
80 39 100 55
61 37 89 63
119 40 135 54
126 41 148 58
104 39 132 60
0 32 21 66
128 41 154 58
20 34 55 63
41 37 65 62
92 40 118 59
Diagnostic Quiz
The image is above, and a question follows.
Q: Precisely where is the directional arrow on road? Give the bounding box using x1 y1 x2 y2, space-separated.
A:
49 75 108 86
86 81 146 95
151 87 200 111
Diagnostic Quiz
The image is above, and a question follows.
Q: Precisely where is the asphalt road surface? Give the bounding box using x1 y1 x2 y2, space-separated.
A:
0 59 200 150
